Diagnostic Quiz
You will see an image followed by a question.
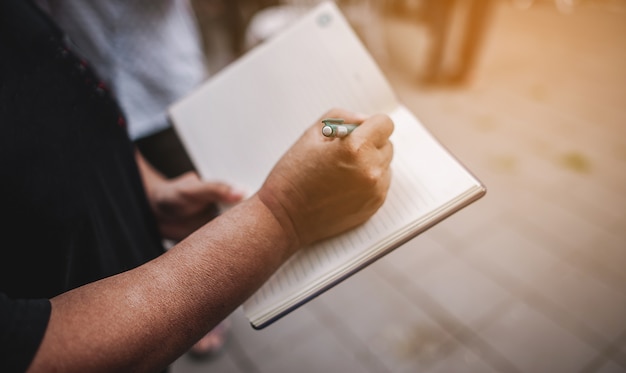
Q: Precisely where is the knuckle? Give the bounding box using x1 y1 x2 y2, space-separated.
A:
344 137 368 158
363 167 383 186
358 166 386 198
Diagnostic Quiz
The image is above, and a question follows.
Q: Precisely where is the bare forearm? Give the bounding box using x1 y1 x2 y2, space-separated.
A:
27 110 394 373
31 195 294 373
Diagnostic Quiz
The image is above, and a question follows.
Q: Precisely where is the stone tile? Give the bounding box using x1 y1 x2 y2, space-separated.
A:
613 341 626 369
311 268 459 373
415 252 512 329
561 176 626 233
506 193 626 297
309 268 397 331
464 225 561 289
461 222 624 346
425 344 499 373
226 304 321 364
476 91 622 182
377 233 456 279
589 232 626 280
312 267 424 338
171 355 242 373
208 305 378 373
511 189 611 251
253 324 373 373
479 302 597 373
551 241 626 301
357 321 458 373
571 143 626 195
531 259 626 342
516 216 626 295
493 187 551 224
374 263 524 373
597 360 626 373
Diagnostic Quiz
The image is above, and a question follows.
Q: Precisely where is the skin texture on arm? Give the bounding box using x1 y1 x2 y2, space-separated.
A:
34 195 293 373
27 109 394 373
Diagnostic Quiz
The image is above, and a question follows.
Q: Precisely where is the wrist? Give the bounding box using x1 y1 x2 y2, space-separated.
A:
254 188 301 256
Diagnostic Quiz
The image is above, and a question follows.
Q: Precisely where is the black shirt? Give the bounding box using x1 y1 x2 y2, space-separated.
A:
0 1 165 371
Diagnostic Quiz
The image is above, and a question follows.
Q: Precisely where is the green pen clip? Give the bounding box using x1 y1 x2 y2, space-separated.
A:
321 118 357 138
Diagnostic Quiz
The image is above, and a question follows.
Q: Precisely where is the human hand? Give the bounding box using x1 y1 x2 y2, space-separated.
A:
149 172 245 241
257 108 394 250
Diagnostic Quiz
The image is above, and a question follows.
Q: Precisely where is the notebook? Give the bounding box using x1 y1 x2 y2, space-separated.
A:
168 1 486 329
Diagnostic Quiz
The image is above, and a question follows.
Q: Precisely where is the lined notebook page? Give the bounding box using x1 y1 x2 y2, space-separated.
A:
169 1 397 193
243 105 481 324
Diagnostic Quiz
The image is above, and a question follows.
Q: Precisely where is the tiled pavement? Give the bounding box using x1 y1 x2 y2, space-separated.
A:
173 2 626 372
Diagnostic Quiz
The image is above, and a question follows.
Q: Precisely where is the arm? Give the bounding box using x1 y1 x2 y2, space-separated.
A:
35 195 293 373
28 109 394 373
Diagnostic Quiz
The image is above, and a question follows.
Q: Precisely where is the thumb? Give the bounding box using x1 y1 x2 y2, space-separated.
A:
177 172 246 204
195 181 246 204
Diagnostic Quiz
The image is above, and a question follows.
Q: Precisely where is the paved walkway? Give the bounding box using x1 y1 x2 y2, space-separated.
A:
173 2 626 372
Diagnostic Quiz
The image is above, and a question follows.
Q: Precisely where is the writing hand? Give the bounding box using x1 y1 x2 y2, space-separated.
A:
257 108 394 249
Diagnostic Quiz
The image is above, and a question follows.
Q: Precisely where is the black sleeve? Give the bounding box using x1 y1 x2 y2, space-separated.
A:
0 293 51 373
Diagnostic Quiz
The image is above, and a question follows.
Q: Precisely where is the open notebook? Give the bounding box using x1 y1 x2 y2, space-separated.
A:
168 1 486 329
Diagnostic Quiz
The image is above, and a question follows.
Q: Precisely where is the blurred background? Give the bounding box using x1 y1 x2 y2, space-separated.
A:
174 0 626 372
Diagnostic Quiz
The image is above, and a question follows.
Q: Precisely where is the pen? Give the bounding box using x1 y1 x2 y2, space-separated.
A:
321 118 358 138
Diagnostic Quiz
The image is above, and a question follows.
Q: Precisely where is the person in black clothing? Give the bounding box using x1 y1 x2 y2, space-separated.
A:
0 1 394 372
